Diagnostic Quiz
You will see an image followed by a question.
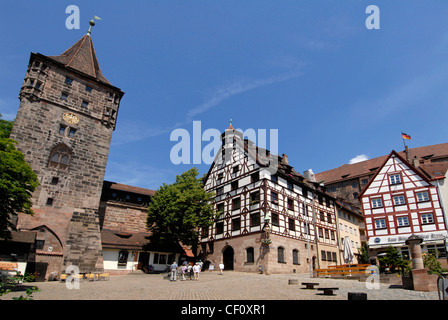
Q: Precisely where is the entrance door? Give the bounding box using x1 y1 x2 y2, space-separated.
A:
138 252 150 271
223 246 234 270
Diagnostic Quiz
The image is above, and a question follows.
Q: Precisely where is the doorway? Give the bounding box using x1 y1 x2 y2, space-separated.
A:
138 252 150 272
222 246 234 270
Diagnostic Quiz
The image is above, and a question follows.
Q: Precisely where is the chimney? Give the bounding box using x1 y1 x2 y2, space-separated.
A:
282 153 289 165
405 146 410 163
412 156 420 168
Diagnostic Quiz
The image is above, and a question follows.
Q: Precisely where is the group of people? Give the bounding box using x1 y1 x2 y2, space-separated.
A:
169 261 225 282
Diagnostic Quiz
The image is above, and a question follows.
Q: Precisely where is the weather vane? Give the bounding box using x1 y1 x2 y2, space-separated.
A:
87 16 102 36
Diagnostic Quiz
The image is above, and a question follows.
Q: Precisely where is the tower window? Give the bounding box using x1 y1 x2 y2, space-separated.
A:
48 144 71 169
85 85 92 92
68 128 76 138
46 198 54 206
51 177 59 185
59 125 66 135
81 100 89 108
65 77 73 85
61 92 68 100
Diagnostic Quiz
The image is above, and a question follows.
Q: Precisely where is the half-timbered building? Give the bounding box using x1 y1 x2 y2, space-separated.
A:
200 125 339 274
359 150 448 267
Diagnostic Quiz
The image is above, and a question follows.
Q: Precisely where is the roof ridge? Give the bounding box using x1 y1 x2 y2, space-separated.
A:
65 35 87 69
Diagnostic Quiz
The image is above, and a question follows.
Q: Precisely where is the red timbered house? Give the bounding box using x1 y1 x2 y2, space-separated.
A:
359 150 448 265
200 125 339 274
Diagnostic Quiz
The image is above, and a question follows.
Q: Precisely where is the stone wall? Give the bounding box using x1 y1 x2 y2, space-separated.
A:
201 233 318 274
10 52 122 279
63 210 104 273
99 201 149 234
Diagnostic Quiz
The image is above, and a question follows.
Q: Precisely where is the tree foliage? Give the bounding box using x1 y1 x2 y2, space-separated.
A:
147 168 215 249
0 114 39 239
378 246 410 274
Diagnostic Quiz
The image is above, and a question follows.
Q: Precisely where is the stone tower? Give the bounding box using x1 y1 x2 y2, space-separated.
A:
10 27 124 277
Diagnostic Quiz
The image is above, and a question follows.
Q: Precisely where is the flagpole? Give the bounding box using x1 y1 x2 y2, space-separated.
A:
401 131 407 150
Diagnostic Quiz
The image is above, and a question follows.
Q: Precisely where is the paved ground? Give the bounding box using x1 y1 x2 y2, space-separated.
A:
1 271 440 300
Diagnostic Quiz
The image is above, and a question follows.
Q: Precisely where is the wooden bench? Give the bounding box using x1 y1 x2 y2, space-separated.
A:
327 264 370 269
318 287 339 295
315 264 370 277
301 282 319 289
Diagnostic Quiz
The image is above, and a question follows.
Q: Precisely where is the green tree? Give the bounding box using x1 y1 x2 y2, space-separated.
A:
0 113 14 138
0 114 39 240
147 168 215 251
423 251 448 276
378 246 410 274
358 244 370 264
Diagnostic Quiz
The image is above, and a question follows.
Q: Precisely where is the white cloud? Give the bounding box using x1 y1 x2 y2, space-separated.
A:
186 72 301 120
112 72 302 146
349 154 369 164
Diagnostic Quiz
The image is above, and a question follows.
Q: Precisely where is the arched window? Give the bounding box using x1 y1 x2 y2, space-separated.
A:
293 249 300 265
277 247 285 263
246 247 254 263
48 144 71 169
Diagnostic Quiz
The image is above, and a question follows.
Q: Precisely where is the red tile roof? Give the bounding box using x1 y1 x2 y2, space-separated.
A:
315 143 448 184
47 35 111 85
103 180 156 196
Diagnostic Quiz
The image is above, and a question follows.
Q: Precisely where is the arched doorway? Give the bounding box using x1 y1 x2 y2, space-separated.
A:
222 246 234 270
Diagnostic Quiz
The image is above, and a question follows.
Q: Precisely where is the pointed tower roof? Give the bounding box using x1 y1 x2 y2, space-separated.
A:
47 34 111 85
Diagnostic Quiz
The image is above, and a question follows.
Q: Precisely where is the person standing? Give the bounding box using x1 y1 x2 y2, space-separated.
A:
188 264 193 280
219 262 224 275
193 262 201 281
181 264 187 281
170 261 178 282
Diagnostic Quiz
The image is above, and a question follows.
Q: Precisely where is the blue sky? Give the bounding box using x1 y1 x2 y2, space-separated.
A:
1 1 447 190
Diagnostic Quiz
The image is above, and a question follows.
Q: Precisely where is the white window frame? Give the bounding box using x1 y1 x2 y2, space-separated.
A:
416 191 430 202
375 219 386 229
371 198 383 208
389 173 402 185
396 216 410 227
421 213 434 224
393 195 406 206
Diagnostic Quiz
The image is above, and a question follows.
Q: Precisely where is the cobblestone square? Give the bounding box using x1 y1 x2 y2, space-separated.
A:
1 271 439 300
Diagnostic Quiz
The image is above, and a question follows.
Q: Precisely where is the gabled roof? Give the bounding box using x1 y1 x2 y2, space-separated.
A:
315 143 448 184
358 150 433 198
46 34 111 85
204 127 331 197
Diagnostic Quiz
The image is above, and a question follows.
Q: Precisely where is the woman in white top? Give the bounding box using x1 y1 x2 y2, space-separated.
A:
193 263 201 281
